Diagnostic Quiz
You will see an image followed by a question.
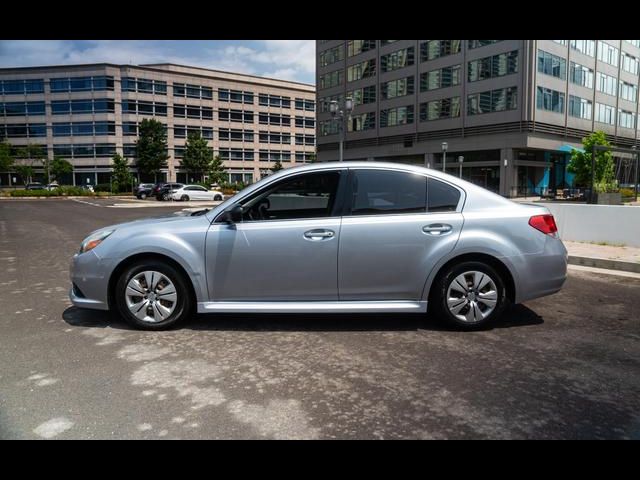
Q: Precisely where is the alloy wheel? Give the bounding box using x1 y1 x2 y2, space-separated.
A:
125 271 177 323
446 271 498 324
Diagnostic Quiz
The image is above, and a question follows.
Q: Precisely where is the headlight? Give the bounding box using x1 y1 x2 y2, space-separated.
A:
79 230 114 254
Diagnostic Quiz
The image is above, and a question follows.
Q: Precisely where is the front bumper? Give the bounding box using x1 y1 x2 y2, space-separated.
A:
68 251 111 311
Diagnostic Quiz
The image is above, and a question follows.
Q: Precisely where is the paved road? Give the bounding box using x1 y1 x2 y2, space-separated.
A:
1 199 639 439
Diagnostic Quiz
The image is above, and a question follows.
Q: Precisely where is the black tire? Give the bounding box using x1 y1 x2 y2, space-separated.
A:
429 260 507 330
162 192 170 201
181 195 189 202
214 195 222 201
114 260 192 330
140 192 147 200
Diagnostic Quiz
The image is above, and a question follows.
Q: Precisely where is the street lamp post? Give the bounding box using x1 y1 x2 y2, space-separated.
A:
441 142 448 172
330 98 354 162
458 155 464 178
632 145 638 202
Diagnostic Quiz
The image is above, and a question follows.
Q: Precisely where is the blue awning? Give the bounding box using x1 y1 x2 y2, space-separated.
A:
557 144 584 153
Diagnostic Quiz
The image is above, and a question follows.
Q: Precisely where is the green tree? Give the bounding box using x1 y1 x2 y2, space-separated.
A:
0 139 14 175
111 153 133 193
568 131 615 188
208 154 226 185
50 157 73 183
307 152 317 163
181 132 212 183
271 160 283 173
135 119 169 181
15 165 34 185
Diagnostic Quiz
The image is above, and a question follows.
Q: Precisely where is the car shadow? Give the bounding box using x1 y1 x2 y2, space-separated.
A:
62 303 543 333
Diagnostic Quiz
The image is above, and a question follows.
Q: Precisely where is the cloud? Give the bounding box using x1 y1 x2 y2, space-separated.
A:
0 40 316 84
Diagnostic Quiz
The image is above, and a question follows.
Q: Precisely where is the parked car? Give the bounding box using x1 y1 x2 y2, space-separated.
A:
171 185 224 202
134 183 155 200
25 182 45 190
69 162 568 331
154 183 184 201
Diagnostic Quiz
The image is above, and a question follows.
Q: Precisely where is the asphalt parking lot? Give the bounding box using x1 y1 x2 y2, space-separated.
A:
1 198 639 439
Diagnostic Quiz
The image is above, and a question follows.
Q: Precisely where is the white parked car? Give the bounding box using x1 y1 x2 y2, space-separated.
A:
171 185 224 202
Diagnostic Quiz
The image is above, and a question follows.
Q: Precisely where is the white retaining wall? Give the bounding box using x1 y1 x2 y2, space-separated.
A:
538 203 640 247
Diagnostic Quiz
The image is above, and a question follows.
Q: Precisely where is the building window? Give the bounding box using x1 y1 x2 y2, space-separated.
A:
569 62 594 89
51 99 115 115
380 47 415 73
294 134 315 146
218 148 254 161
625 40 640 48
319 70 343 89
319 94 345 112
380 77 414 100
420 65 461 91
380 105 414 127
620 81 638 102
319 120 339 136
570 40 595 57
258 94 291 108
173 125 214 140
595 103 615 125
258 112 291 126
172 83 213 100
218 128 254 142
120 77 165 95
347 59 376 82
173 104 212 120
346 86 376 106
420 40 461 61
348 112 376 132
295 116 315 129
347 40 376 57
468 40 502 49
218 108 254 123
553 40 568 46
295 98 315 111
258 149 291 162
597 41 619 67
420 97 461 121
597 72 618 96
622 53 640 75
319 45 345 66
122 121 138 136
1 123 46 138
259 131 291 144
219 89 254 104
1 79 45 95
51 121 116 137
537 50 566 79
1 101 45 116
469 87 518 115
536 87 564 113
568 95 592 120
619 109 635 129
469 50 519 82
52 143 116 159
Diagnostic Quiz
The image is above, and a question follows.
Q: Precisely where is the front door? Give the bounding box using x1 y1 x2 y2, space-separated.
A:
338 169 464 301
205 170 345 301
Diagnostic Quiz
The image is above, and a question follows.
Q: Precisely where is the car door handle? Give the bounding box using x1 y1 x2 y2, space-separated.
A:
304 229 335 241
422 224 453 235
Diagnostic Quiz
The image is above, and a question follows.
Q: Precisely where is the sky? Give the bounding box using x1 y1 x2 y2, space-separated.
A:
0 40 316 84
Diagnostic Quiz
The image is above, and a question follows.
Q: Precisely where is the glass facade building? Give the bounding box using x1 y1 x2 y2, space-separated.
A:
0 63 316 186
317 40 640 197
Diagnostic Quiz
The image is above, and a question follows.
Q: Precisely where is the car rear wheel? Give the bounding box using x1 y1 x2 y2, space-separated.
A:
430 261 507 330
162 192 170 201
139 192 147 200
181 195 189 202
115 261 192 330
214 194 222 201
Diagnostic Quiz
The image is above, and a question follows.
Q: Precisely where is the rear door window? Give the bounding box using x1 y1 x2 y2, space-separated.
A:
427 177 461 212
349 169 427 215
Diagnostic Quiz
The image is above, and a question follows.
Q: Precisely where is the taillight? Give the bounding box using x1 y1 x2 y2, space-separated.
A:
529 214 558 237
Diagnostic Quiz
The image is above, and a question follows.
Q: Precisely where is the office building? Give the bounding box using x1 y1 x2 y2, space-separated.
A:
316 40 640 196
0 63 316 186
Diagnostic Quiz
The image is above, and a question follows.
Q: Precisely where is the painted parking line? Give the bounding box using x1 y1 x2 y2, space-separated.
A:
71 199 103 207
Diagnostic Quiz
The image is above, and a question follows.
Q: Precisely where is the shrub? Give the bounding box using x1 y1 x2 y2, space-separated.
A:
94 183 112 193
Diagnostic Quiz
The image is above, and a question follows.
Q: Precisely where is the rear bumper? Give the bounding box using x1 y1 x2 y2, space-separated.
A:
512 236 568 303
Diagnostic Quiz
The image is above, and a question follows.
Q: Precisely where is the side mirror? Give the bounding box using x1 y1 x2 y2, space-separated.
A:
220 204 243 223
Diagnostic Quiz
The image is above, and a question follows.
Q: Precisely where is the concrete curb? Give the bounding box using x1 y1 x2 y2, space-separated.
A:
0 195 132 200
568 255 640 274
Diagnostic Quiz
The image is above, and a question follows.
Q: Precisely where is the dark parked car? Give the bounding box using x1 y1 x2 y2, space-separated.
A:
154 183 184 201
135 183 155 199
25 182 46 190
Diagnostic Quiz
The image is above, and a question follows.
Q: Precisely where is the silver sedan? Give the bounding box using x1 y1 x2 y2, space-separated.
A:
70 162 567 330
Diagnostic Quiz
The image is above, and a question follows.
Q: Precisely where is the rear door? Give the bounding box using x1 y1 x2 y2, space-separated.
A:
338 169 464 301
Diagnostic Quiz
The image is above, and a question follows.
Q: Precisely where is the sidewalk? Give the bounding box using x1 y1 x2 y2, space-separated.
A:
564 240 640 274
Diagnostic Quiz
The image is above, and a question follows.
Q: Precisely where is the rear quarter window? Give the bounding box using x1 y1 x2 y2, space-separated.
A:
428 178 461 212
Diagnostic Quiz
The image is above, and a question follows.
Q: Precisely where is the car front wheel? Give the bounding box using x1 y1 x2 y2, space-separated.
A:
430 261 507 330
181 195 189 201
214 194 222 201
139 193 147 200
115 261 192 330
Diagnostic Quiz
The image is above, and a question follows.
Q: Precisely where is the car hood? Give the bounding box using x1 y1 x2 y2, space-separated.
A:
85 211 208 237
